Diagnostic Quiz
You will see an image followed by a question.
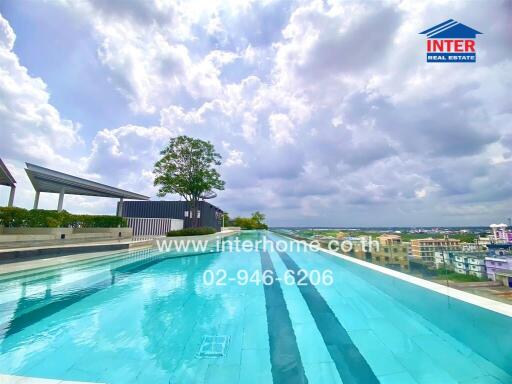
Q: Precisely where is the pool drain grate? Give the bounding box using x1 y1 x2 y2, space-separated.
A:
197 335 230 358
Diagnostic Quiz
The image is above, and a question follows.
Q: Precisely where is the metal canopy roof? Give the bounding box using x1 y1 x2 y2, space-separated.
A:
25 163 149 200
0 159 16 187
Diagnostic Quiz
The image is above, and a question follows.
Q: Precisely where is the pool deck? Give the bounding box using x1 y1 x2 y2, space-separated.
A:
0 374 102 383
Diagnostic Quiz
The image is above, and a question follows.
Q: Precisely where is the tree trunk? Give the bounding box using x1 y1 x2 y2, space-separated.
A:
191 197 199 227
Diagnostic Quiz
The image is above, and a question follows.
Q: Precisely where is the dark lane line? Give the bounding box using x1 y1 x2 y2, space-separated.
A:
260 250 308 384
277 251 380 384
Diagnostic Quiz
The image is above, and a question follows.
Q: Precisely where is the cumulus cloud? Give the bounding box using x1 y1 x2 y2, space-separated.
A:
0 14 81 165
2 0 511 225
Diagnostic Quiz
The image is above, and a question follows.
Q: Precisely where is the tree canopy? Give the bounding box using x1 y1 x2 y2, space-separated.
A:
153 136 225 226
230 211 268 230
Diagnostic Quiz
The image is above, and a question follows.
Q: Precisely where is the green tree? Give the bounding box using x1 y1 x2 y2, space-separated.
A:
232 211 268 229
153 136 225 227
222 212 231 227
251 211 266 226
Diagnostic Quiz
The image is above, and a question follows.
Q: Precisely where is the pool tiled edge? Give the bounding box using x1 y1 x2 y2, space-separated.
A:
0 373 103 383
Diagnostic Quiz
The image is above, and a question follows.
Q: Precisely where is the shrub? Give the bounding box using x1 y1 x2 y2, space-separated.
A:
0 207 127 228
67 214 127 228
0 207 29 227
166 227 216 237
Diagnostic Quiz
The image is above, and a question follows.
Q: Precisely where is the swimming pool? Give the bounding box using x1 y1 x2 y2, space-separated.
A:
0 231 511 383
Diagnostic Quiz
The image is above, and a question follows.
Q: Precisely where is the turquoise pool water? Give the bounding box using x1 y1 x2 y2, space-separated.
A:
0 231 511 384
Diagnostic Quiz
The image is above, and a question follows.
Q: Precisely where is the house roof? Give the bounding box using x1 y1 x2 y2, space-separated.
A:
420 19 482 39
25 163 149 200
0 159 16 187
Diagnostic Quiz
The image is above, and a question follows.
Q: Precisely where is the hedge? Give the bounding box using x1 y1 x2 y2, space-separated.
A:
0 207 127 228
166 227 216 237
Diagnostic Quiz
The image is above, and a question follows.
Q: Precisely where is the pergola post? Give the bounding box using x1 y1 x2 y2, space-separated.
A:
8 186 15 207
117 197 124 216
57 188 65 212
33 191 40 209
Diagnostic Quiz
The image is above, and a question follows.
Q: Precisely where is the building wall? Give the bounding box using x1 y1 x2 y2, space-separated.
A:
371 243 410 271
434 250 487 278
410 238 461 263
125 218 183 237
120 200 223 231
349 239 410 272
485 256 512 281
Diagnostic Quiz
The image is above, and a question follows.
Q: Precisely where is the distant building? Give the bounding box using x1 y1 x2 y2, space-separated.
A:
377 234 402 245
485 244 512 287
435 250 487 278
410 238 461 264
336 231 348 240
490 224 512 243
476 235 492 247
350 234 410 271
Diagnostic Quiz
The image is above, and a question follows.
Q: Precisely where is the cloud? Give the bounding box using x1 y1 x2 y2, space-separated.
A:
268 113 295 145
85 124 173 194
2 1 512 226
0 14 82 165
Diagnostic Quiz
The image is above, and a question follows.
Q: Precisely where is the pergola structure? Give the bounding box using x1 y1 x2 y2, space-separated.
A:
25 163 149 215
0 159 16 207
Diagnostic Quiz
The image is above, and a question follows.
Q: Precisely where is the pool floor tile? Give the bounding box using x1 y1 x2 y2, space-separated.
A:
378 371 419 384
459 375 508 384
469 352 512 383
292 322 334 364
328 301 371 331
169 359 210 384
391 343 458 384
204 364 240 384
239 349 272 384
241 314 269 350
412 334 486 382
303 362 343 384
348 329 407 377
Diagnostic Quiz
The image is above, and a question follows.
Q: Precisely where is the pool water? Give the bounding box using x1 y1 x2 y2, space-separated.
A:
0 231 511 384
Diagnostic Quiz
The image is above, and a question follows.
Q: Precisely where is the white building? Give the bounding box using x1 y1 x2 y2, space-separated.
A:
434 250 487 278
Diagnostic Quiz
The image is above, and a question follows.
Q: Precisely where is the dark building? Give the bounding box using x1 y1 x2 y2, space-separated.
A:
120 200 224 231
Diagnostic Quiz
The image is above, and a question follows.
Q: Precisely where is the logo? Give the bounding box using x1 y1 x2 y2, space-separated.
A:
420 19 482 63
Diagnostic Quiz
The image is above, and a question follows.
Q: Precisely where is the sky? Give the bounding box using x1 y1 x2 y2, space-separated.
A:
0 0 510 227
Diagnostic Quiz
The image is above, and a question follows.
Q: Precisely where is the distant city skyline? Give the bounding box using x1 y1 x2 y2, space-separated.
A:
0 1 510 226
